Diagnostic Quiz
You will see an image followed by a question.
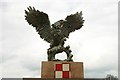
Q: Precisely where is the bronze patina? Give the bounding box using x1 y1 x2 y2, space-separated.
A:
25 6 84 61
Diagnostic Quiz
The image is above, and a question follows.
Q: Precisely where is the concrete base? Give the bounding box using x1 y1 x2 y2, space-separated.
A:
41 61 84 78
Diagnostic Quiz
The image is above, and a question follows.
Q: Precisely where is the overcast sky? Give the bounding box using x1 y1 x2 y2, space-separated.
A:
0 0 118 78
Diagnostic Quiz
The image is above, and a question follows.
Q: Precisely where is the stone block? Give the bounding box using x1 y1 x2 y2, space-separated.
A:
41 61 84 79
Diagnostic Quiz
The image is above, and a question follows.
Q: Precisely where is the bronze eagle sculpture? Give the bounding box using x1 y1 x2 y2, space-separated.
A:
25 6 84 61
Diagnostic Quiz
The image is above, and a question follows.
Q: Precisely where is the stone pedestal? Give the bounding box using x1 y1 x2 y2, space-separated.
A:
41 61 84 79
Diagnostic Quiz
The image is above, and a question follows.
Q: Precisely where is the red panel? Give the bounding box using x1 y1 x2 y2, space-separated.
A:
62 71 69 78
55 64 62 71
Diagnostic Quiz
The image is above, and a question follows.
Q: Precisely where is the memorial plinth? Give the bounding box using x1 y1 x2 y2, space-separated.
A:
41 61 84 79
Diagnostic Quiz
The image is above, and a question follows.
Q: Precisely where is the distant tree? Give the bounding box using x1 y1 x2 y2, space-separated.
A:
106 74 118 80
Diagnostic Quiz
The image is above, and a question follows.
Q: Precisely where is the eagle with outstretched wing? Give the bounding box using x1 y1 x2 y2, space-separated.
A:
25 6 84 61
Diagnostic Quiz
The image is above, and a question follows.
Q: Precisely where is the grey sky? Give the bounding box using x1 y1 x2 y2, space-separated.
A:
0 0 118 78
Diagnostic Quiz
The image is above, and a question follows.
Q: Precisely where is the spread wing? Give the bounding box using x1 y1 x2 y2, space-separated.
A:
25 6 52 43
61 11 84 38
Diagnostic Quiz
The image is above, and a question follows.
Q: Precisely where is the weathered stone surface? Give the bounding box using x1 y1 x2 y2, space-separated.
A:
41 61 84 78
